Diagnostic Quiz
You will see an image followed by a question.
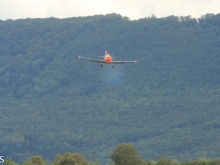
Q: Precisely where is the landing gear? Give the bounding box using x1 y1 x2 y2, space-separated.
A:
112 64 114 68
100 63 102 68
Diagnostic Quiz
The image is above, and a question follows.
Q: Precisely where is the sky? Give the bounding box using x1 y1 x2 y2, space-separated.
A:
0 0 220 20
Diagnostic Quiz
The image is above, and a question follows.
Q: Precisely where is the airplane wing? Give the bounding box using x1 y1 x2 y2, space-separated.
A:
111 60 137 64
78 56 137 64
78 56 104 63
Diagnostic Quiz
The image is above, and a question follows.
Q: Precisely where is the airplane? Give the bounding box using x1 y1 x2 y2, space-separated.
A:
78 50 137 68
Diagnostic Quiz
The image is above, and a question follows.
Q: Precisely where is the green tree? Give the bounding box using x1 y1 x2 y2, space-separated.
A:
30 156 47 165
111 143 142 165
22 156 47 165
156 157 179 165
3 158 18 165
54 153 87 165
142 160 156 165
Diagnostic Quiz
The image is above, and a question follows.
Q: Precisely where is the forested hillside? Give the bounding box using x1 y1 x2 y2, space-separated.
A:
0 13 220 164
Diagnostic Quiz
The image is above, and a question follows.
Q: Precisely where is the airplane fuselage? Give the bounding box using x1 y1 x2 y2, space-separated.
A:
104 55 112 63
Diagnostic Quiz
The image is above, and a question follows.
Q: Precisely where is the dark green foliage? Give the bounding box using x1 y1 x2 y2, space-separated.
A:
4 158 18 165
111 143 142 165
0 13 220 164
180 157 220 165
6 154 220 165
55 153 87 165
22 156 47 165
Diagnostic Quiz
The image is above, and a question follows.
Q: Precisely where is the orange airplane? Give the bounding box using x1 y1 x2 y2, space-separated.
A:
78 50 137 68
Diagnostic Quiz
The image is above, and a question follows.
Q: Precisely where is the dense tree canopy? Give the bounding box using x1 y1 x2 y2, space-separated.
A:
4 149 220 165
57 153 87 165
111 143 142 165
22 156 47 165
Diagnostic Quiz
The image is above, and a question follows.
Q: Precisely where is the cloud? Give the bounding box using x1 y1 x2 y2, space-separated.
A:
0 0 52 19
0 0 219 20
152 0 220 18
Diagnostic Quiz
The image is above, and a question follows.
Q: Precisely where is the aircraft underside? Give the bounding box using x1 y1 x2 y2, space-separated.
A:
100 62 114 68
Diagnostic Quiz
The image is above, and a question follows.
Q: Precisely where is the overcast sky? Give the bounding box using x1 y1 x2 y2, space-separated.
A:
0 0 220 20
